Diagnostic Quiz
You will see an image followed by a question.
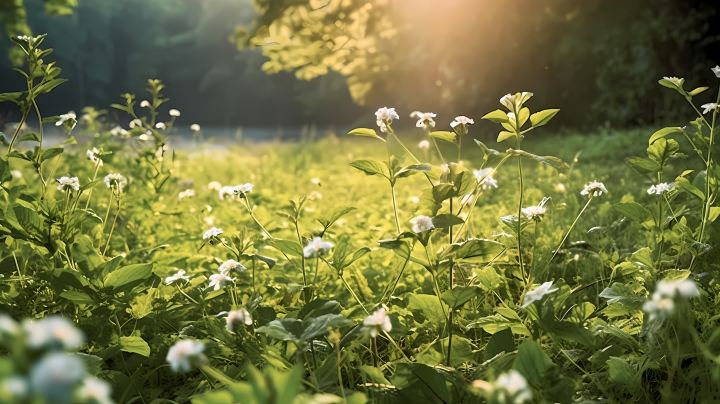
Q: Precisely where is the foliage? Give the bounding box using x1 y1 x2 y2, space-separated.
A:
0 33 720 404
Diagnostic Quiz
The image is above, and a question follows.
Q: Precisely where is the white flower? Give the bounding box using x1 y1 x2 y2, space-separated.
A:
1 376 28 400
418 140 430 150
701 103 719 114
555 183 566 192
79 377 113 404
663 76 684 87
410 215 435 233
654 279 700 299
207 181 222 191
178 189 195 200
166 339 206 373
451 115 474 128
56 112 76 126
190 124 201 132
0 314 20 337
712 65 720 78
23 316 84 350
375 107 399 132
29 354 85 402
138 134 149 141
56 176 80 192
203 227 223 240
474 168 498 189
110 126 128 137
86 148 102 166
500 92 533 111
362 308 392 338
643 295 675 323
522 281 558 308
10 170 21 179
647 182 674 195
169 109 181 117
414 112 437 129
311 178 321 185
495 370 532 403
129 119 142 128
581 181 608 197
233 183 254 195
309 191 322 200
155 122 166 130
226 308 252 331
304 237 334 258
140 100 151 108
208 273 236 291
218 186 234 200
165 270 190 285
218 260 246 275
522 205 546 221
408 196 420 204
103 174 127 192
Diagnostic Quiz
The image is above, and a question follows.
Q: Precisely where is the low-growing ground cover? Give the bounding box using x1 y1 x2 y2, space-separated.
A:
0 35 719 404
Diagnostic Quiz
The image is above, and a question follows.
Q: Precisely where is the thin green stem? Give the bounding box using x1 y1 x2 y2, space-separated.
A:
390 185 401 234
85 161 102 210
546 197 593 268
103 197 121 256
447 198 453 367
516 155 527 286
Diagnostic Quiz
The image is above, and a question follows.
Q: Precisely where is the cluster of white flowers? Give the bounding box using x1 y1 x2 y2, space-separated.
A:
701 103 719 115
647 182 674 195
56 176 79 192
166 339 206 373
56 112 76 127
522 281 558 308
474 168 498 189
208 273 236 291
165 270 190 285
218 259 246 274
103 173 127 192
473 370 532 404
203 227 223 240
362 308 392 338
412 111 437 129
304 237 334 258
86 148 103 166
169 109 181 117
643 279 700 322
581 181 608 197
375 107 399 133
522 205 546 221
225 308 252 331
109 126 129 137
410 215 434 233
178 189 195 200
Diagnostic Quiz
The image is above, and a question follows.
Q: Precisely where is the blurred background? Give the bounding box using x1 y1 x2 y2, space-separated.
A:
1 0 719 138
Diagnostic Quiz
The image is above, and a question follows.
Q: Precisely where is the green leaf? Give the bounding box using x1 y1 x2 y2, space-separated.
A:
7 151 32 162
512 150 569 172
80 179 104 192
16 132 40 143
256 314 354 345
475 266 504 291
647 138 679 167
430 213 464 229
674 177 704 201
529 109 560 127
349 159 390 180
625 157 661 177
408 294 447 329
267 239 303 257
485 328 515 360
40 147 64 163
497 131 515 143
442 238 505 262
59 290 96 305
441 286 481 309
35 78 68 94
347 128 385 142
429 131 456 143
120 336 151 357
513 339 553 384
104 263 154 290
688 86 709 96
658 77 686 95
317 206 356 231
649 127 683 144
475 140 509 169
0 92 24 104
607 357 638 387
482 109 510 123
599 283 646 309
613 202 651 223
0 158 12 183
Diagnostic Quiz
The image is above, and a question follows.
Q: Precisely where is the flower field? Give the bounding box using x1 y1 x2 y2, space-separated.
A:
1 35 719 404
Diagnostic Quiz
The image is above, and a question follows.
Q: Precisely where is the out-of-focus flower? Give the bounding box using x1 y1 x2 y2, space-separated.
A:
304 237 334 258
555 183 566 192
155 122 166 130
207 181 222 191
219 260 245 275
311 178 321 185
166 339 206 373
573 254 580 261
165 270 190 286
129 119 142 128
418 140 430 150
218 186 234 200
473 370 532 404
522 281 558 308
655 279 700 299
23 316 84 350
474 168 498 189
500 92 533 112
140 100 150 108
56 176 80 192
103 174 127 192
663 76 684 87
79 377 113 404
10 170 22 179
362 308 392 338
203 227 223 240
208 273 236 290
647 182 674 195
56 112 76 127
414 112 437 129
643 295 675 323
375 107 399 132
408 196 420 204
86 148 103 166
138 134 149 141
522 205 546 221
234 183 254 194
712 65 720 78
190 124 201 132
581 181 608 197
226 308 252 331
0 314 20 338
309 191 322 200
178 189 195 200
30 353 85 403
1 376 28 400
701 103 719 114
169 109 181 117
410 215 434 233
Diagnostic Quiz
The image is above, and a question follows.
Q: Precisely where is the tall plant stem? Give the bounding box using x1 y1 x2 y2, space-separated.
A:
390 185 401 234
546 197 593 268
295 222 309 302
373 337 380 368
103 198 121 256
7 108 30 154
386 127 434 186
336 345 346 400
85 161 102 210
516 155 527 285
447 198 454 367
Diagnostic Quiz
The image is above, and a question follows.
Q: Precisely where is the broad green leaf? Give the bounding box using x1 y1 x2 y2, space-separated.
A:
430 213 464 229
347 128 385 142
658 77 685 95
0 92 24 104
16 132 40 143
429 131 456 143
485 328 515 360
317 206 356 231
512 150 569 172
599 283 646 309
349 159 389 180
0 158 12 183
613 202 651 223
104 263 154 290
298 299 342 319
517 107 530 128
408 294 447 329
674 177 704 201
358 365 391 385
475 266 504 291
482 109 510 123
607 357 637 387
441 286 481 309
513 339 553 384
649 127 683 144
40 147 64 163
475 140 509 169
59 290 96 305
497 131 515 143
200 365 237 386
530 109 560 127
647 138 679 167
625 157 661 177
442 238 505 262
120 336 150 357
267 239 303 257
688 86 709 96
